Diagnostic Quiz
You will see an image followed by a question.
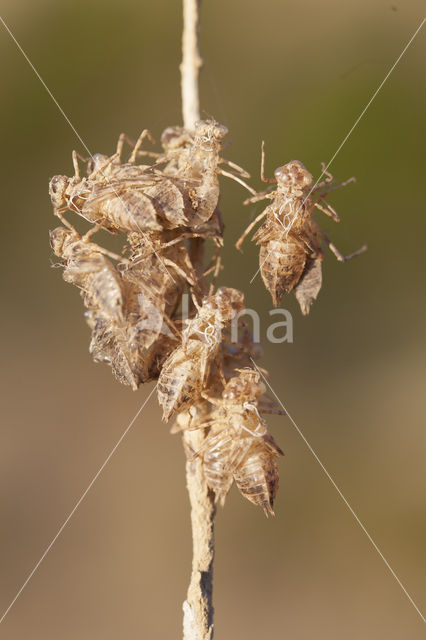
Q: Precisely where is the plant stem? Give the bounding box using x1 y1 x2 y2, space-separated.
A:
181 0 203 130
182 430 216 640
181 1 216 639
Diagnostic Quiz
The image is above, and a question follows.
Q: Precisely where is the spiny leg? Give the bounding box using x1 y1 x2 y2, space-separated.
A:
116 133 134 159
72 151 90 179
72 150 82 179
242 189 274 206
161 313 181 340
163 258 196 286
313 200 340 222
160 234 204 249
82 223 103 242
321 162 334 183
129 129 155 164
138 150 163 159
261 141 276 184
313 162 334 190
214 355 227 388
328 242 368 262
203 262 217 278
218 156 250 178
54 208 80 234
79 225 131 263
314 222 367 262
186 419 218 432
258 405 286 416
217 169 257 196
235 210 268 250
207 251 222 296
97 245 132 264
313 174 356 197
190 289 202 312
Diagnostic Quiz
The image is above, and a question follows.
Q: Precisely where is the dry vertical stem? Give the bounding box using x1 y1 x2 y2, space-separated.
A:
182 320 216 638
182 258 217 639
181 0 203 131
183 429 215 640
180 0 216 638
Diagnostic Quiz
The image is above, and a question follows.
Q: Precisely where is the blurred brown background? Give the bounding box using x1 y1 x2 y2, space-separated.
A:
0 0 425 638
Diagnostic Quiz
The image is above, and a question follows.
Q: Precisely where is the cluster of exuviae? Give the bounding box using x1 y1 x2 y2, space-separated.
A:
49 119 365 515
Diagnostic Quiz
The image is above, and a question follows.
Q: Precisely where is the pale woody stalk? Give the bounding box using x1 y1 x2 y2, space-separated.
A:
180 0 202 132
180 1 216 639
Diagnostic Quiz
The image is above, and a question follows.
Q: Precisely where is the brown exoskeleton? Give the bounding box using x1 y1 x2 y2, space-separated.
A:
50 224 137 388
49 154 160 235
233 433 284 516
49 130 195 234
157 287 245 421
87 130 201 230
49 225 127 320
236 144 367 313
181 368 284 515
122 230 198 320
50 224 178 389
146 120 256 228
185 208 224 247
118 227 203 361
86 307 177 388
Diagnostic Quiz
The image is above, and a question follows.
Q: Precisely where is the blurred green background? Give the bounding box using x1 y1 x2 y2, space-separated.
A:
0 1 425 638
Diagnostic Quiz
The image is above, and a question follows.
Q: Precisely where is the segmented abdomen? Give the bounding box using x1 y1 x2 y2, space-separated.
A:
202 427 235 505
157 342 208 420
123 283 165 350
85 191 162 233
259 237 306 306
87 311 142 390
234 437 281 516
63 248 125 322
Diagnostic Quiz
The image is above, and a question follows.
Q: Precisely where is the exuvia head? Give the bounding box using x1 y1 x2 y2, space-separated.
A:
208 287 245 322
274 160 313 191
223 368 266 402
194 120 228 147
49 174 70 209
49 226 75 257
